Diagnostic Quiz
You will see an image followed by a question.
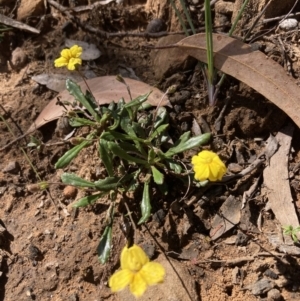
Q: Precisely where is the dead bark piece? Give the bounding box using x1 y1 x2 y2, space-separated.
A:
263 124 299 228
176 33 300 128
210 195 241 240
267 232 300 255
244 278 275 296
27 76 171 134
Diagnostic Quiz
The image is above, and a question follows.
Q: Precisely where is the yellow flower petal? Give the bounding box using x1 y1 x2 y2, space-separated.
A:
54 57 68 68
54 45 82 70
121 244 149 271
130 272 148 297
70 45 83 58
139 262 165 285
192 150 226 182
60 49 71 60
67 57 82 70
193 165 210 181
109 269 133 292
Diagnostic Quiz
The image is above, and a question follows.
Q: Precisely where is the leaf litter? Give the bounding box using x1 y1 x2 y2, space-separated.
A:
1 1 300 300
27 76 171 133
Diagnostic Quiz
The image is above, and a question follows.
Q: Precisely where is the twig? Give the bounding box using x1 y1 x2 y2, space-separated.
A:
262 12 300 24
47 0 225 39
0 130 33 151
72 0 117 12
0 13 40 34
277 36 292 75
143 223 195 301
278 0 299 25
214 96 229 132
243 0 272 41
123 200 138 244
249 0 299 43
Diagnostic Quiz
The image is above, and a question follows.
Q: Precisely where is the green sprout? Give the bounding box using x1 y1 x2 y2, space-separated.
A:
283 225 300 243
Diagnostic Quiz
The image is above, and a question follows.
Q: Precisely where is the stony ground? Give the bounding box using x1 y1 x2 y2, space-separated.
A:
1 0 300 300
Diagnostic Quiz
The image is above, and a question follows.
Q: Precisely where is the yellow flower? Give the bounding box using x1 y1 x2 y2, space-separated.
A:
54 45 82 70
109 244 165 297
192 150 226 182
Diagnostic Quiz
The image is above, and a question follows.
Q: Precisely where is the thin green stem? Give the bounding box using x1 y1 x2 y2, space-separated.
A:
213 0 250 103
179 0 196 35
229 0 250 37
204 0 214 105
170 0 189 36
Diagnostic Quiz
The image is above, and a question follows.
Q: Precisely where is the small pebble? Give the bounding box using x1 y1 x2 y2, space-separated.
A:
3 161 20 174
146 18 167 33
264 269 278 279
279 18 298 31
63 186 77 199
267 288 282 301
26 184 41 193
227 163 243 173
25 288 33 297
141 243 155 259
10 47 27 70
152 209 166 226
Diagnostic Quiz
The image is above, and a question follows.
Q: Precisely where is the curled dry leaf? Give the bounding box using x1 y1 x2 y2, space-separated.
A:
176 33 300 128
27 76 170 133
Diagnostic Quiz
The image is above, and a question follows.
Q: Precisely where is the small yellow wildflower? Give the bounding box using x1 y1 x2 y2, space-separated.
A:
54 45 82 70
109 244 165 297
192 150 226 182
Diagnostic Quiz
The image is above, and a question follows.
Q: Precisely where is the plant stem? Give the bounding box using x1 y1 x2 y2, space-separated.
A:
213 0 250 103
179 0 196 34
204 0 214 105
170 0 189 35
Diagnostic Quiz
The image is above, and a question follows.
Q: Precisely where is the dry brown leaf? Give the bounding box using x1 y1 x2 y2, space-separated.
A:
210 195 241 240
263 124 299 228
27 76 170 133
177 33 300 128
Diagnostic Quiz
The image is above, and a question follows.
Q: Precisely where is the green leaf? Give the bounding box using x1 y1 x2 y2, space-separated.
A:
94 177 122 191
126 168 141 192
151 166 164 185
120 111 145 154
99 139 114 177
69 117 97 127
138 179 152 224
97 225 112 264
147 124 169 142
55 132 94 168
73 193 107 207
66 79 99 121
61 173 97 188
153 107 168 129
148 148 156 164
132 122 146 139
168 161 182 173
123 92 151 109
107 141 148 165
101 130 148 144
164 133 211 157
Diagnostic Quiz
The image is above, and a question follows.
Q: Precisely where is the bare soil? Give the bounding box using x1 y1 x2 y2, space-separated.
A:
1 1 300 301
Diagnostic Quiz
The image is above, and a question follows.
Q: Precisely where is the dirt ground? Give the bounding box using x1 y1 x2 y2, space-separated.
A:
1 0 300 300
